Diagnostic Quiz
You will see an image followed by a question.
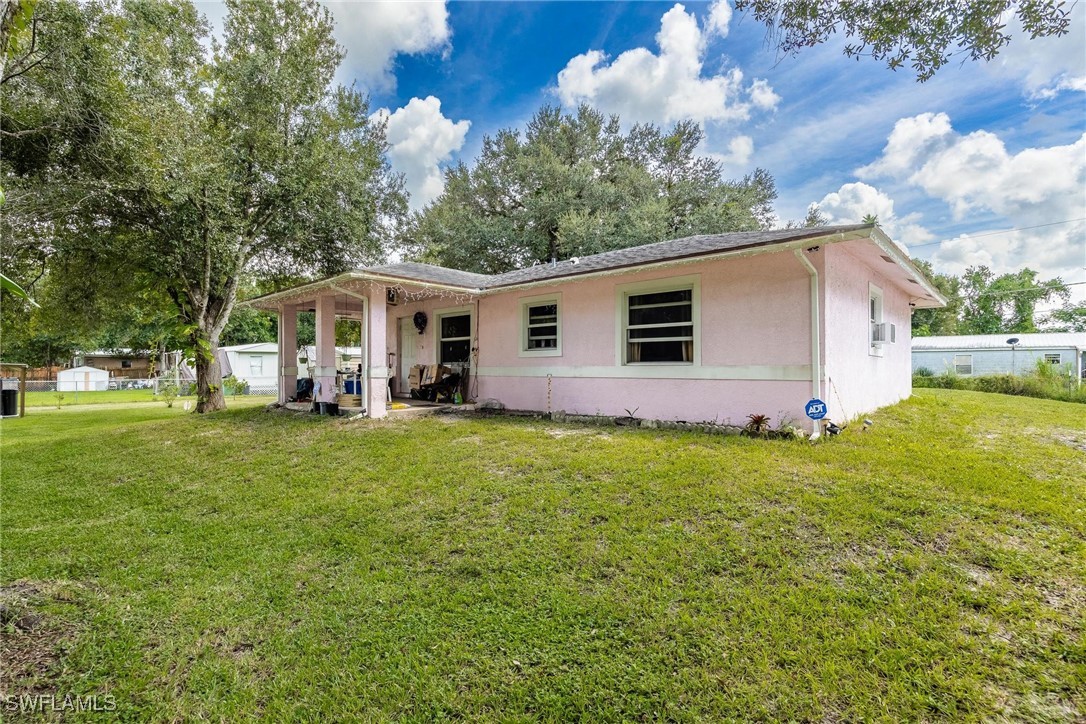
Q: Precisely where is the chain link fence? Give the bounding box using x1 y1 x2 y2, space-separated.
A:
24 378 278 397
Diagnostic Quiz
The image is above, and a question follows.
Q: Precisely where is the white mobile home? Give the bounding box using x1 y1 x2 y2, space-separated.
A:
912 333 1086 380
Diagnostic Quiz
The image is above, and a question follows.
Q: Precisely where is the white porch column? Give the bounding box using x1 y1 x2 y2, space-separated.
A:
367 285 388 418
277 303 297 405
314 293 337 404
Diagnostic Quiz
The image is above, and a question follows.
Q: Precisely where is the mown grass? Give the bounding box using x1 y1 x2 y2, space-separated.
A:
23 389 162 407
23 390 276 407
1 390 1083 721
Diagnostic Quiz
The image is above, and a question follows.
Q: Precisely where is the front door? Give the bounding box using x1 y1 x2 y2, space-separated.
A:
398 317 417 395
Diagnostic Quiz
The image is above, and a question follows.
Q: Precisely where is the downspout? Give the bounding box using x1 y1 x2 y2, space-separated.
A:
794 249 822 439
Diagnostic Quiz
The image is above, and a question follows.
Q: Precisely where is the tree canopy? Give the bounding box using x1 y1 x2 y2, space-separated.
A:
910 259 962 337
911 263 1070 336
958 266 1069 334
1 0 405 410
733 0 1073 81
400 105 778 274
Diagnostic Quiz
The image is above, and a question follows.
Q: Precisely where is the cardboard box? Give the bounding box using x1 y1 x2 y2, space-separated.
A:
408 365 423 389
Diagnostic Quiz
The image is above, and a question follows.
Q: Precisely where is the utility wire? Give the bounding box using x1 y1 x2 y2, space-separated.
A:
905 217 1086 249
965 280 1086 298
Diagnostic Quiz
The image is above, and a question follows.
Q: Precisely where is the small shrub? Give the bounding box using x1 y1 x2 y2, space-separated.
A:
914 366 934 377
53 391 65 408
743 413 771 438
160 383 179 408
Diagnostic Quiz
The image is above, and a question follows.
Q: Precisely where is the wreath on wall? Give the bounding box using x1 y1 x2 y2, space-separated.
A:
413 311 428 335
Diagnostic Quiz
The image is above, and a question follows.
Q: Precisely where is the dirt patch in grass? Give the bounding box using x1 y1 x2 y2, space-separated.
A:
0 581 85 698
543 427 611 439
1051 428 1086 453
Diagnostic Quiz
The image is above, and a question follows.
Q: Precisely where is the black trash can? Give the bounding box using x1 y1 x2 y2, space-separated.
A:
1 389 18 417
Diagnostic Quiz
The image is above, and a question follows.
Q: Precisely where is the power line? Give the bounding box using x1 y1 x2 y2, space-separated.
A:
906 218 1086 250
968 280 1086 298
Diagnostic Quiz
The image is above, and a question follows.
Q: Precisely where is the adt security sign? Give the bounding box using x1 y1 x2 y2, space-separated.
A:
805 399 828 420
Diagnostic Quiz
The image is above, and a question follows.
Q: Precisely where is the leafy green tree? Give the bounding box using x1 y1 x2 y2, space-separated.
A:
733 0 1072 81
220 307 277 347
1040 301 1086 333
910 259 961 337
2 0 405 411
402 105 777 274
959 266 1069 334
785 205 828 229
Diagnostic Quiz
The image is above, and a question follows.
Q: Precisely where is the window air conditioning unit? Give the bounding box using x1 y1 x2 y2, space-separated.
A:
386 288 399 306
871 322 896 345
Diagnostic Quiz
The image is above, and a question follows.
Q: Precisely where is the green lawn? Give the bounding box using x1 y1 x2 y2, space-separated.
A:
1 390 1083 721
24 389 275 407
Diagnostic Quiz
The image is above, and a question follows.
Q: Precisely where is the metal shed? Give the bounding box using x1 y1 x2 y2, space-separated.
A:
57 365 111 392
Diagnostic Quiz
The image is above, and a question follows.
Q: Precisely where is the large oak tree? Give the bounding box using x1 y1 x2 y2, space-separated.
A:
401 105 778 274
734 0 1073 81
1 0 405 411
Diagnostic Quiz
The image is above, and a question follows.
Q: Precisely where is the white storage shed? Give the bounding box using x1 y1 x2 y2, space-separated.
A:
57 365 110 392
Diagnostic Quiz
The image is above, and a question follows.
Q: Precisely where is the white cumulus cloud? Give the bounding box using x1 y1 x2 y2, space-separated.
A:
706 0 733 38
857 113 1086 294
373 96 470 209
555 1 776 125
812 182 934 248
327 1 450 91
991 4 1086 99
859 112 1086 224
707 135 754 172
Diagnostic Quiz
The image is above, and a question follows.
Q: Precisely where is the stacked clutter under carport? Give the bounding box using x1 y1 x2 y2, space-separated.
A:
407 364 463 403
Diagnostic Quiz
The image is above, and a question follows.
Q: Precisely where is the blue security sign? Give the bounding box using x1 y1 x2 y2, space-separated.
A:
805 399 828 420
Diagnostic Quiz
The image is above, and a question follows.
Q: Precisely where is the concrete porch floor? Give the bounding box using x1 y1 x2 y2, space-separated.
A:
282 397 475 417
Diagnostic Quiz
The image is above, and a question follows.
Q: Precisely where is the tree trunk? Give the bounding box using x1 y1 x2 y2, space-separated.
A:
193 333 226 413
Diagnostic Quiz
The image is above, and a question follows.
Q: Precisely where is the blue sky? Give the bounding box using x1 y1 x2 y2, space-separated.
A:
199 1 1086 301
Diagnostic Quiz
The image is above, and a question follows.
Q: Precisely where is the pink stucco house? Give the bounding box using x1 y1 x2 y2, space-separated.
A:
246 223 945 434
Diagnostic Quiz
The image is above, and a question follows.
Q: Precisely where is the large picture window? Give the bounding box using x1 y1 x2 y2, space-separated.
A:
625 288 694 363
439 313 472 366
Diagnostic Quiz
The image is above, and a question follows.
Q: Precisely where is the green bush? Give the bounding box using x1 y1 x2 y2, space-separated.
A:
913 366 935 377
913 365 1085 404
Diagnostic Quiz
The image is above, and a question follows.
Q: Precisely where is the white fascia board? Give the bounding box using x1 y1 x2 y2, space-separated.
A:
869 227 948 308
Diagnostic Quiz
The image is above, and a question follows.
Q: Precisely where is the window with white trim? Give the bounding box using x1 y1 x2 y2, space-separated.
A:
1044 353 1061 364
439 313 472 366
953 354 973 375
250 355 263 376
625 288 694 363
521 298 560 355
869 284 885 356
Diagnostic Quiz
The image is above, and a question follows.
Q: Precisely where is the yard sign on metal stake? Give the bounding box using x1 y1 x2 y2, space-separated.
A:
805 398 827 421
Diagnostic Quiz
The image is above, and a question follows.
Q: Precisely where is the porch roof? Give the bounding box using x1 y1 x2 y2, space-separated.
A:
242 224 947 310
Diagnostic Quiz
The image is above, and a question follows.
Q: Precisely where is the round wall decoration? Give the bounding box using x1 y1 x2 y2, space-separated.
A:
413 311 428 335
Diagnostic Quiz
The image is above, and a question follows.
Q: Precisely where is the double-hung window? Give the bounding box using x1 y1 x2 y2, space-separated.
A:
520 297 561 356
624 287 694 364
439 312 472 366
953 354 973 375
869 284 885 356
250 356 263 376
1044 353 1061 365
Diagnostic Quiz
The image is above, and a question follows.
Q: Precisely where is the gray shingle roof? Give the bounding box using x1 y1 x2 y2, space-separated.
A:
364 225 873 290
485 225 872 288
362 262 494 289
